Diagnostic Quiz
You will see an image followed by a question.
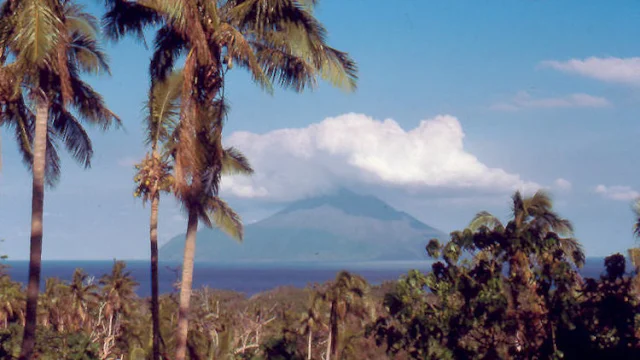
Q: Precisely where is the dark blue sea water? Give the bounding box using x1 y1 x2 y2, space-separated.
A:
1 258 610 297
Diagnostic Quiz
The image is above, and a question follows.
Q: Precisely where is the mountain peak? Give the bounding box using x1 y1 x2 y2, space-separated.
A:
160 189 446 262
276 188 399 220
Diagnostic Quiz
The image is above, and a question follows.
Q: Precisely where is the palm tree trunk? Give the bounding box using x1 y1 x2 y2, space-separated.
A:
331 315 339 360
175 209 198 360
325 327 332 360
150 195 161 360
329 301 339 360
308 329 312 360
19 95 48 360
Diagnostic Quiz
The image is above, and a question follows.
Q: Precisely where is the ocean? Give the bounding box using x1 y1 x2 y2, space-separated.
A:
1 258 610 297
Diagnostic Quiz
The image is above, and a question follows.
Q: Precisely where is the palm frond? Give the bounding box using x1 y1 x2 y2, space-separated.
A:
150 25 187 82
525 190 553 215
102 0 160 43
69 77 120 129
203 196 243 241
633 201 640 238
511 191 526 226
68 32 110 75
64 2 99 41
468 211 503 232
50 104 93 168
221 147 253 176
251 40 317 92
229 0 358 92
12 0 62 66
264 26 357 91
294 0 319 12
2 98 34 166
215 23 271 92
317 46 357 92
146 69 182 148
44 130 61 187
559 237 585 268
18 118 60 186
140 0 187 30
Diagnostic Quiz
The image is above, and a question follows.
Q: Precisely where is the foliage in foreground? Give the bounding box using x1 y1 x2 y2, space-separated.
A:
0 193 639 359
0 255 637 359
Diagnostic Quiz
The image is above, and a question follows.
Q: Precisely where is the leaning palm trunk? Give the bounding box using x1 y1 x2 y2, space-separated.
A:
19 95 49 360
149 194 161 360
175 209 198 360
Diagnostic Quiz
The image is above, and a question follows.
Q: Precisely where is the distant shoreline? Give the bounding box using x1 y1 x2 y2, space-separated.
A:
0 257 617 298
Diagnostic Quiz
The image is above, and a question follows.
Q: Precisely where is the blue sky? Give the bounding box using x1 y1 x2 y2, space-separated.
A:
1 0 640 259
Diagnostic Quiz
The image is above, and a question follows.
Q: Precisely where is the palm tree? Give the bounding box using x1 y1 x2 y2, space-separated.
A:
133 70 181 360
99 261 139 334
39 277 68 331
0 1 119 357
468 190 583 355
319 271 369 360
468 190 584 270
0 275 24 329
102 2 357 359
172 106 253 360
68 268 99 330
299 292 324 360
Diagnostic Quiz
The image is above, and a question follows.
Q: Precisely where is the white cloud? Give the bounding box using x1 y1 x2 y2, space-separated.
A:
221 113 540 201
553 178 572 191
595 184 639 201
541 57 640 86
490 91 610 111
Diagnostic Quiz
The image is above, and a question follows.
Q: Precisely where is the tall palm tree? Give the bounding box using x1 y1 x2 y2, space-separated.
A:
299 293 324 360
99 260 139 332
133 70 181 360
0 1 119 357
171 103 253 360
468 190 583 355
320 271 369 360
133 70 254 360
68 268 99 330
102 2 357 359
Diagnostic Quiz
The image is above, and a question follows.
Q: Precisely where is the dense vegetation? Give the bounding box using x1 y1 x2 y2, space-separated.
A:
0 191 638 359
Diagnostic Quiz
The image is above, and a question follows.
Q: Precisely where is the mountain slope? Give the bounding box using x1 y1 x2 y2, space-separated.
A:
159 189 446 262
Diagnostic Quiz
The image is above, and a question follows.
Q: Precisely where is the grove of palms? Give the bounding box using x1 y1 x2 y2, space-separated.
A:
102 0 357 359
0 0 356 357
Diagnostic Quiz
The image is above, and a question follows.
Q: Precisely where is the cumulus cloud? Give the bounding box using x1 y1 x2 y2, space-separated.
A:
541 57 640 86
553 178 572 191
221 113 539 201
595 184 639 201
490 91 610 111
